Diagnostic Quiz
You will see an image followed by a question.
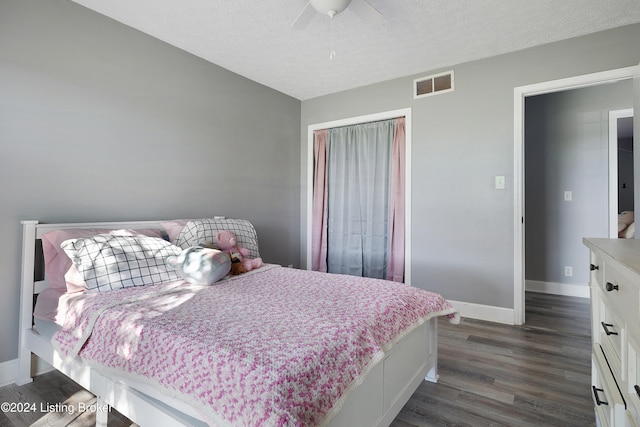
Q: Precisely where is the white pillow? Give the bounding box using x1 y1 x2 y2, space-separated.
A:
61 234 182 293
160 219 191 243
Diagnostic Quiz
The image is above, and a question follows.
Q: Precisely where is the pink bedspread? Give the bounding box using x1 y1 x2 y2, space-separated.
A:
53 265 459 426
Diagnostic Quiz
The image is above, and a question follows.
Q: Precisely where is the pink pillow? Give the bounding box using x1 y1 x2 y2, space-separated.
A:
42 228 164 293
33 288 66 322
161 219 191 243
33 287 84 324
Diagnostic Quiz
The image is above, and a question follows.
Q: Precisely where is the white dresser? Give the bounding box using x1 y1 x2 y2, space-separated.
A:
584 238 640 427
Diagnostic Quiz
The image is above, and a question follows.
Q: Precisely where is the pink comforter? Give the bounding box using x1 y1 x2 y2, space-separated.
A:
53 265 459 426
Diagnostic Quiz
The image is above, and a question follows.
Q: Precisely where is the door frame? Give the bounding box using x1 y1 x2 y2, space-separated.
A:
304 108 413 284
609 108 635 238
513 66 637 325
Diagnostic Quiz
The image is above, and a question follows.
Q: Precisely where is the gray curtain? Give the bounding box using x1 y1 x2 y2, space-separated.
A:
326 119 394 278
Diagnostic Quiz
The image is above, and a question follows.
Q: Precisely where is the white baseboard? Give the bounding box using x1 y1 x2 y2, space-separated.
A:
0 355 53 387
448 282 590 326
0 359 18 387
525 280 590 298
448 300 515 325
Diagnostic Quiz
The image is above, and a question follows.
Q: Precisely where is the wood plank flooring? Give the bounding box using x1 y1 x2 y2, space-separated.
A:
0 292 594 427
391 292 594 427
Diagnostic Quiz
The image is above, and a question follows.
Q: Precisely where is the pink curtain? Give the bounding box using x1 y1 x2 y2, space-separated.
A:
386 117 405 282
311 129 328 272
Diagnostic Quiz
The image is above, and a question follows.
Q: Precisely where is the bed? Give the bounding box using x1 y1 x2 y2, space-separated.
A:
16 218 459 427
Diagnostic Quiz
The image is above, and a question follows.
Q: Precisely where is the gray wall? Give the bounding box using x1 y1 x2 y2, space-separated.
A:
524 83 633 286
301 23 640 308
0 0 301 363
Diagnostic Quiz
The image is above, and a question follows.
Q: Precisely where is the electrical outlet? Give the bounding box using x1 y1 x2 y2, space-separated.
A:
564 266 573 277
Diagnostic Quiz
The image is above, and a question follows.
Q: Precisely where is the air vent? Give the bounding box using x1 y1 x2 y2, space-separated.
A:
413 70 454 99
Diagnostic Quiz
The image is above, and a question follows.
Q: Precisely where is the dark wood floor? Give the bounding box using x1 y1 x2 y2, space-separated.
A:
0 292 593 427
392 292 594 427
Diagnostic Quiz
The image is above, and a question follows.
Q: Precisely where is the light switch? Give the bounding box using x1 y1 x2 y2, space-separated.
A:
564 191 572 201
494 175 506 190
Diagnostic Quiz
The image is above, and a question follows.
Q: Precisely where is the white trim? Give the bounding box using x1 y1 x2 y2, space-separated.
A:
513 66 638 325
0 359 17 387
1 356 53 387
447 300 515 325
609 108 635 238
525 280 590 299
304 108 413 284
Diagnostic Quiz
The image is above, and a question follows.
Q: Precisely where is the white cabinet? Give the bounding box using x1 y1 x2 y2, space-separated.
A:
585 238 640 427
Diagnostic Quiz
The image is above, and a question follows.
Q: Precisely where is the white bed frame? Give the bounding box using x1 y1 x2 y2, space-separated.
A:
17 219 440 427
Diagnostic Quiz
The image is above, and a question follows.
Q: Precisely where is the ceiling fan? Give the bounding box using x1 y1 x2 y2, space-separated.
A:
291 0 382 30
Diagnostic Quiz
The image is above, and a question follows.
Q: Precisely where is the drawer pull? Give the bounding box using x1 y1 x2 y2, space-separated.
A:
635 385 640 398
601 322 618 336
592 386 608 406
606 282 619 292
590 264 599 271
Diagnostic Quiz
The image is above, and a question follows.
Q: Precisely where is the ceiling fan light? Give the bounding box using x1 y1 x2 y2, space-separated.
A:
310 0 353 16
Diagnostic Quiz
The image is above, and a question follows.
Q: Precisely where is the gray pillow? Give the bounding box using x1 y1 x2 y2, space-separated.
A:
167 246 231 285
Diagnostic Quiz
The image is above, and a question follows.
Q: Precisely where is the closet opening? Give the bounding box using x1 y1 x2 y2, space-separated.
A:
305 108 412 284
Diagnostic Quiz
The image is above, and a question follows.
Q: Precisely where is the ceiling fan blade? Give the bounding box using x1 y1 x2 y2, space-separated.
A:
349 0 382 25
291 2 317 30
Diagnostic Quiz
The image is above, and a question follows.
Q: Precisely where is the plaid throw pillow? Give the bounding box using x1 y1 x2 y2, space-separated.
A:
61 234 182 293
175 218 260 259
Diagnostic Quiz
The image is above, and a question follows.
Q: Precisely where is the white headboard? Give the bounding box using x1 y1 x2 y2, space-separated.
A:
20 219 168 295
18 219 171 382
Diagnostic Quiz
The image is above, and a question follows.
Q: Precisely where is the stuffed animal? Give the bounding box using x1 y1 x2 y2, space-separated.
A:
215 230 263 273
229 259 247 276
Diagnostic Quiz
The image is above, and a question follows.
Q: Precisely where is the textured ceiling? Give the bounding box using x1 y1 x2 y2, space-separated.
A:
70 0 640 100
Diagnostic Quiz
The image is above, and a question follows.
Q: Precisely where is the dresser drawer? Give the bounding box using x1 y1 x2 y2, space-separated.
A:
627 339 640 426
603 265 639 326
599 297 625 375
593 344 627 427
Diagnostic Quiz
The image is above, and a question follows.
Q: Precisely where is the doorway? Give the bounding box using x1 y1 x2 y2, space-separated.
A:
523 84 633 301
513 66 637 325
